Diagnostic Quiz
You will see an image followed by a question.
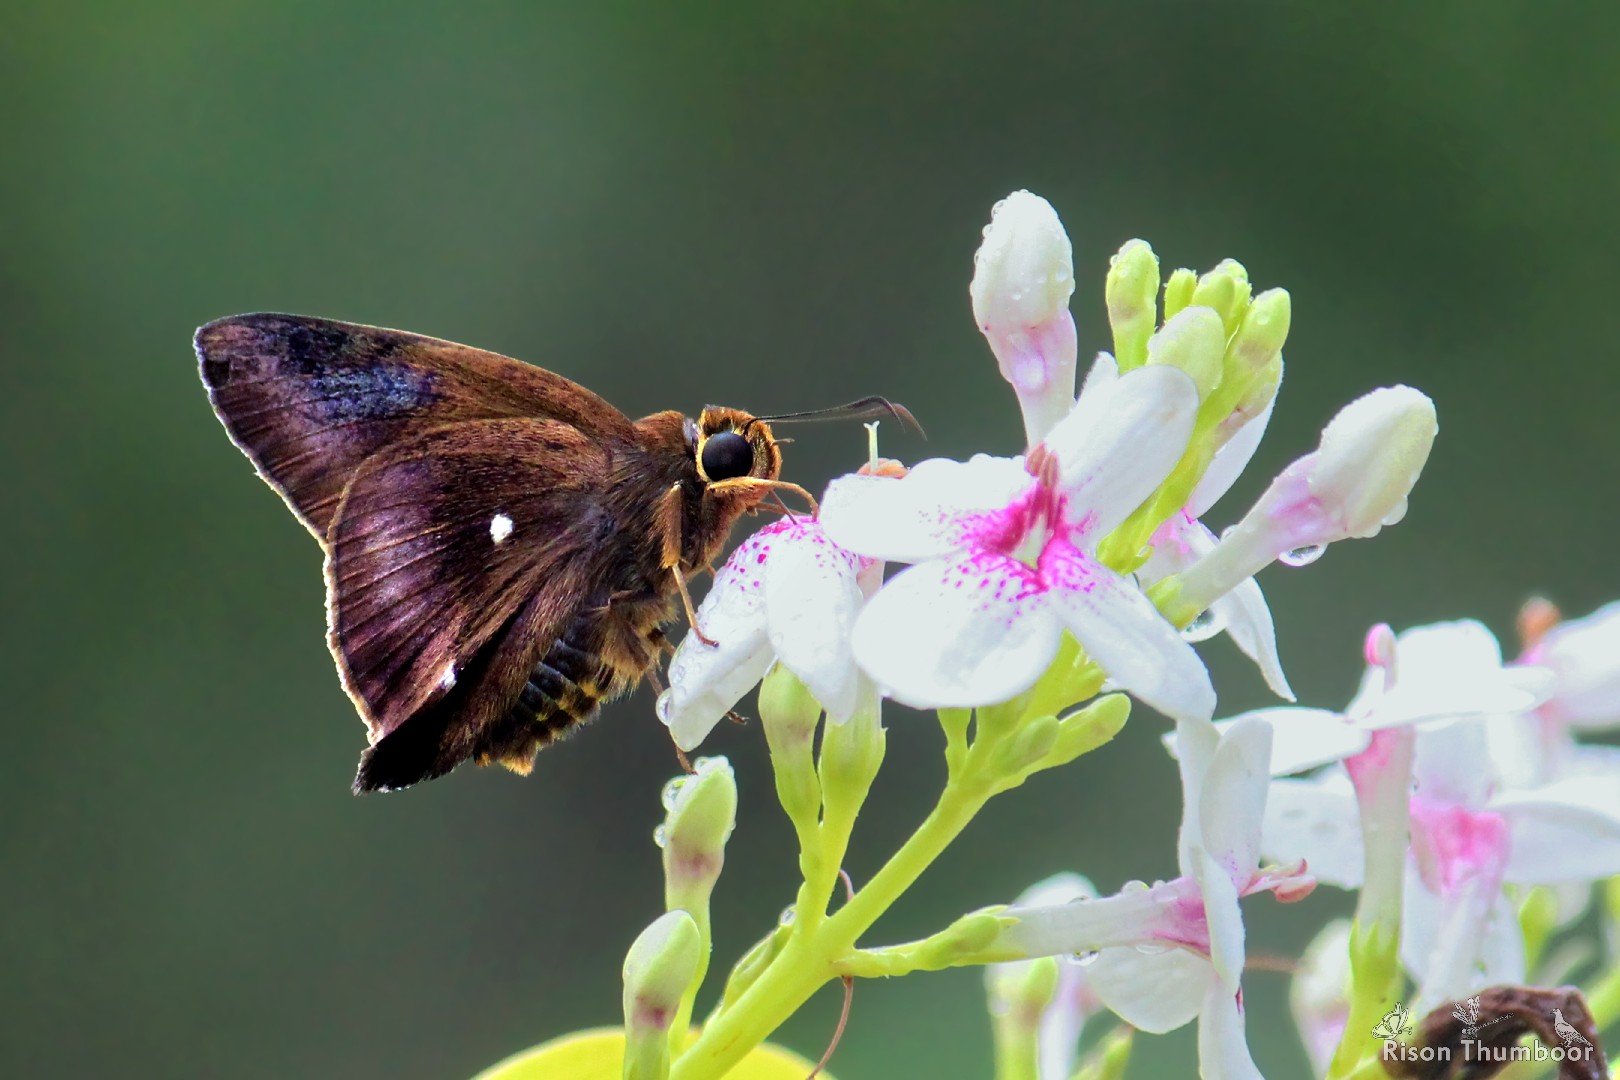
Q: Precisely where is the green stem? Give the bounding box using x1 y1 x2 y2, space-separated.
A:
670 776 992 1080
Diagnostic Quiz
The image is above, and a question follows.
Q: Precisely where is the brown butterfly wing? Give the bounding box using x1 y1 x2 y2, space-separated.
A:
325 418 636 791
196 313 636 539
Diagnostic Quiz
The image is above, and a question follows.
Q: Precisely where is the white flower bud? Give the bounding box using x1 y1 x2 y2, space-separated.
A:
971 190 1078 445
1308 385 1437 538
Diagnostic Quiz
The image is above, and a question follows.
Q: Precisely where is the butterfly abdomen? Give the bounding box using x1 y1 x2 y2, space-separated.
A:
475 597 673 774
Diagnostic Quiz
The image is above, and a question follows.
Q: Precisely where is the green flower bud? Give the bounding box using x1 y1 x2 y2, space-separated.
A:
1162 267 1198 321
1044 694 1131 768
660 756 737 913
759 665 823 832
818 704 885 826
622 911 703 1080
1191 258 1251 335
986 953 1061 1078
988 713 1060 779
1146 306 1226 400
1105 239 1160 371
1226 287 1290 389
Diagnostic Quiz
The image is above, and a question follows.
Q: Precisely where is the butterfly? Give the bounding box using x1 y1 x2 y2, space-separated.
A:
196 313 911 793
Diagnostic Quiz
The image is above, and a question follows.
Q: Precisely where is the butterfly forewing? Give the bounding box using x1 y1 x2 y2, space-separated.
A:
197 314 635 539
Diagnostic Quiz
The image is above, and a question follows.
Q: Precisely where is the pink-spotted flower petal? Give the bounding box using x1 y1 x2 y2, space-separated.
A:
657 519 875 750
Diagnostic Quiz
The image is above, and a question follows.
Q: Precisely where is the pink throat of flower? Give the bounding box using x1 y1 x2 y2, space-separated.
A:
961 445 1071 563
1408 796 1510 892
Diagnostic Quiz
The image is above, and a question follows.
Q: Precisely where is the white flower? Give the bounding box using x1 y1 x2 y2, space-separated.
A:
656 518 878 751
820 361 1214 722
971 190 1078 446
1259 694 1620 1010
997 719 1307 1079
1140 385 1292 700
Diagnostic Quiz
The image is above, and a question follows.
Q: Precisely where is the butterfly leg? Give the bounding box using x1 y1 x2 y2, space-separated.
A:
657 482 718 647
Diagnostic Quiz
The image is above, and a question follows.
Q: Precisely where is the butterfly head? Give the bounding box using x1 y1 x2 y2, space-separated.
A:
692 406 783 487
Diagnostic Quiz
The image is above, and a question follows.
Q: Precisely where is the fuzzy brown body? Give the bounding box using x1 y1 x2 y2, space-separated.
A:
196 313 782 792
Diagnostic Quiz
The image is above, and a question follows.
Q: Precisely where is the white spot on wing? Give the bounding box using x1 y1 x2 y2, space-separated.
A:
439 662 457 690
490 512 514 544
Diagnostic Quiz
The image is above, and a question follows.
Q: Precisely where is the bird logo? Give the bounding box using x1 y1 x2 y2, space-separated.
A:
1551 1008 1593 1049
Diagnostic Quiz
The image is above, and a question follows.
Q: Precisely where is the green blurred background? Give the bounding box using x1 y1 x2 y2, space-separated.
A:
5 3 1618 1077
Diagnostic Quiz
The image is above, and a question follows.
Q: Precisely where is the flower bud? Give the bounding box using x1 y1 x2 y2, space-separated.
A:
1290 919 1353 1075
1308 385 1437 538
1146 306 1225 400
759 664 822 829
1105 239 1160 372
972 191 1079 445
622 911 703 1079
660 756 736 913
1162 267 1198 322
818 702 885 825
1163 386 1436 620
1226 288 1290 388
1190 259 1251 336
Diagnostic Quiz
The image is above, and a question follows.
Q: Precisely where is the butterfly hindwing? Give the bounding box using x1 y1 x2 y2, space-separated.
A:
325 418 637 789
196 313 637 539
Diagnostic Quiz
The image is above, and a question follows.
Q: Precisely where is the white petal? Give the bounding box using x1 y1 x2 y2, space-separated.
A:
1360 620 1556 729
1496 785 1620 883
761 521 867 720
1213 575 1295 701
1189 388 1277 519
1084 947 1210 1033
1041 542 1215 723
849 555 1063 709
1044 364 1200 538
1205 708 1369 776
1411 719 1494 807
1198 849 1247 989
819 456 1034 563
1197 979 1265 1080
658 537 775 750
1200 720 1273 886
1260 773 1364 888
1176 715 1223 875
1541 600 1620 727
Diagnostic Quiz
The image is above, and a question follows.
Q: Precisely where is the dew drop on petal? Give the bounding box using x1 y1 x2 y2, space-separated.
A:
660 776 688 811
1071 949 1101 967
1134 942 1169 956
652 824 669 849
779 905 797 927
1181 608 1224 642
1280 543 1326 568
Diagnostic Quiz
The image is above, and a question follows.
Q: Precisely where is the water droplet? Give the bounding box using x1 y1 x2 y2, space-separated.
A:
660 777 687 810
1280 543 1326 568
1121 880 1149 893
1134 942 1169 956
1181 608 1223 642
652 824 669 849
1071 949 1100 967
779 905 797 927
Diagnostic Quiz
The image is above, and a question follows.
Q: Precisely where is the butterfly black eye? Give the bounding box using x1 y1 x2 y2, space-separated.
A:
700 431 754 481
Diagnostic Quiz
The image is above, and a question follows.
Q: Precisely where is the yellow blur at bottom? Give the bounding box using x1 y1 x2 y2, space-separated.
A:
470 1027 831 1080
